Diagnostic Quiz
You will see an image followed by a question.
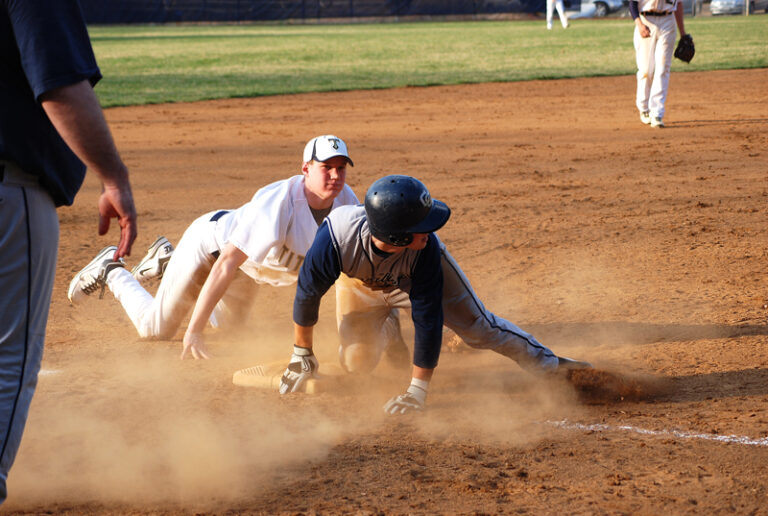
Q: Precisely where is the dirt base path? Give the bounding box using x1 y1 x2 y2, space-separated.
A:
6 68 768 514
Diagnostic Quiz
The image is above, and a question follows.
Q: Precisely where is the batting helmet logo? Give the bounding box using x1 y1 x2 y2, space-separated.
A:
419 191 432 208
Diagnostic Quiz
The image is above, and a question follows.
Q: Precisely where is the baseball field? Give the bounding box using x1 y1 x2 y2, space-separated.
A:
5 17 768 515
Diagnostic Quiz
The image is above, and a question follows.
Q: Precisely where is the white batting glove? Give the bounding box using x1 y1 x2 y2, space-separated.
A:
181 331 211 360
279 345 319 394
383 379 428 415
383 392 424 415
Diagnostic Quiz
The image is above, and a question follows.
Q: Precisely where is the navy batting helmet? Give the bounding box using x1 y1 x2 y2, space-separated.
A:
364 175 451 247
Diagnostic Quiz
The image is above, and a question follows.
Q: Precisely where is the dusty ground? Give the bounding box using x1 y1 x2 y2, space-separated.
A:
4 68 768 515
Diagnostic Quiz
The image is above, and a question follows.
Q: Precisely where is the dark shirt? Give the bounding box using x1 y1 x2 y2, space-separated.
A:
0 0 102 206
294 222 444 369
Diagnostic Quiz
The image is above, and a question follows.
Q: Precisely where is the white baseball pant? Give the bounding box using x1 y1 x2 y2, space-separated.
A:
107 211 255 339
547 0 568 28
634 13 677 119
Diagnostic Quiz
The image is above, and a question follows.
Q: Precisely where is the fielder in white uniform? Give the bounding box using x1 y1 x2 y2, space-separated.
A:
280 175 592 415
630 0 687 128
68 135 358 359
547 0 569 30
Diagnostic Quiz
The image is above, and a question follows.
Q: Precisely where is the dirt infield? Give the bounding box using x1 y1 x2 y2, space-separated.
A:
5 68 768 514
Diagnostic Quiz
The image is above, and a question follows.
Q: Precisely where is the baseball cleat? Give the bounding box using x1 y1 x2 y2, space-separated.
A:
131 236 173 284
67 246 124 305
557 356 593 371
640 111 651 125
651 116 665 128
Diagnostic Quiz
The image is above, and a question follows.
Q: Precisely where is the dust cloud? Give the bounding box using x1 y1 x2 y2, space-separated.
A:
6 341 352 509
7 262 670 510
410 351 584 446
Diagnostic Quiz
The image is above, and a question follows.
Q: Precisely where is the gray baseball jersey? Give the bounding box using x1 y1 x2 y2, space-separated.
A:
295 205 559 372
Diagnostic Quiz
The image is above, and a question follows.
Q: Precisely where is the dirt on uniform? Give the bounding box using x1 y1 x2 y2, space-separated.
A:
5 68 768 515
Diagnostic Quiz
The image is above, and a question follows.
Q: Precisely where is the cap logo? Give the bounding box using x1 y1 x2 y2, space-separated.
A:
419 191 432 208
326 137 340 150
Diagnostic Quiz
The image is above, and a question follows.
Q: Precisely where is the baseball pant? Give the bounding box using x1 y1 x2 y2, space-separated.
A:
0 162 58 503
107 211 255 339
334 248 559 374
547 0 568 28
634 13 676 119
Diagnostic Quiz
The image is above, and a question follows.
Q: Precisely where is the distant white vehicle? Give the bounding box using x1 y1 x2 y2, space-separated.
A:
567 0 625 18
711 0 768 14
567 0 705 17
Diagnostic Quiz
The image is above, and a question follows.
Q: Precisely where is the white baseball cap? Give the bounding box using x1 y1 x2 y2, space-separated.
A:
303 135 354 166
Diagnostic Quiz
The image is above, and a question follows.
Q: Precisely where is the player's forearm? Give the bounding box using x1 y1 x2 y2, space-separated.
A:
674 2 685 34
293 296 323 327
294 323 314 350
410 303 443 369
187 256 239 333
412 365 434 382
40 80 129 188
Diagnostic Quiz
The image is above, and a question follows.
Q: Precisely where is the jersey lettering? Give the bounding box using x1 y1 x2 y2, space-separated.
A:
277 245 305 272
359 272 412 292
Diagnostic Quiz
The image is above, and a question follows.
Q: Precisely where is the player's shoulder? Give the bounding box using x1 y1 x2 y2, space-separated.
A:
328 203 364 221
247 175 300 203
230 176 299 223
327 204 366 239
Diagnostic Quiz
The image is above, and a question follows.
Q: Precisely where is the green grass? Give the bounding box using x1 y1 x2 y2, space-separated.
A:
89 17 768 107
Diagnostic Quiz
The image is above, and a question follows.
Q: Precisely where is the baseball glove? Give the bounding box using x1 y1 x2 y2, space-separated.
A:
674 34 695 63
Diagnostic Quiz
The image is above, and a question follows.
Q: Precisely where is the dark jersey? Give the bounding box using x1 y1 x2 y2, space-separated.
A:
1 0 101 206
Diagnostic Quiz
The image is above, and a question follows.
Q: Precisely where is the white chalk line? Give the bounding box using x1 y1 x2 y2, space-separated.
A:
38 369 62 376
547 419 768 447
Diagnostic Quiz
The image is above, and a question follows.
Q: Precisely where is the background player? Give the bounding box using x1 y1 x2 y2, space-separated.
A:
68 135 357 359
630 0 687 128
280 175 591 414
0 0 137 504
547 0 569 30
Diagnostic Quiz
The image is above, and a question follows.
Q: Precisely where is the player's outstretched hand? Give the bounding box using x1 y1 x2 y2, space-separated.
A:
98 181 137 260
181 330 211 360
279 345 319 394
383 392 424 415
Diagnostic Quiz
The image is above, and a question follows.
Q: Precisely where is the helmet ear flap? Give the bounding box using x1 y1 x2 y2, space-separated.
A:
367 223 414 247
385 232 414 247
